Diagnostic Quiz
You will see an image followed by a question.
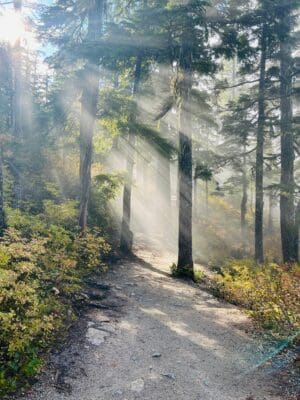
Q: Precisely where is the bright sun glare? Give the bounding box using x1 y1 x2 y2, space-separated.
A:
0 9 35 47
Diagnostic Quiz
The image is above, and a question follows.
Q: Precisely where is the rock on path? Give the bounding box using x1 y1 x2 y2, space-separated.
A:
17 247 284 400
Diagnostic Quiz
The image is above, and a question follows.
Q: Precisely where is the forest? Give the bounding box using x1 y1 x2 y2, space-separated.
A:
0 0 299 399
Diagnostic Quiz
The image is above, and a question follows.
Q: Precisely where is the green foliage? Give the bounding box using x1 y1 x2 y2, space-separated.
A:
88 173 123 236
194 163 213 182
0 235 65 395
170 262 177 275
74 232 110 272
170 263 195 280
131 122 176 159
0 206 110 395
42 200 78 229
6 200 78 238
216 260 300 334
193 269 206 283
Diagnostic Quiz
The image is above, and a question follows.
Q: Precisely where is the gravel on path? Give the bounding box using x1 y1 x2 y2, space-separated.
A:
17 246 284 400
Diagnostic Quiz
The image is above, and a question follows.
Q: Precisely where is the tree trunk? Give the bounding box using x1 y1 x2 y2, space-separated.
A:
78 0 103 231
120 133 135 252
177 96 194 277
120 54 142 253
0 148 6 236
255 23 267 263
194 177 198 219
295 200 300 261
11 1 24 208
156 124 172 231
164 156 171 223
205 180 208 214
279 24 298 262
267 193 275 235
12 38 23 208
241 146 248 248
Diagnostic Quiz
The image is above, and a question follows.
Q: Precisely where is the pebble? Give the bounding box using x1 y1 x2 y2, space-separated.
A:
97 317 111 323
86 327 109 346
152 352 161 358
162 372 176 380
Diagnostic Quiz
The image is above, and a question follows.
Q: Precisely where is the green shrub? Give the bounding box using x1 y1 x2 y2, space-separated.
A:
0 210 110 395
73 231 110 272
43 200 78 230
216 259 300 334
0 244 66 395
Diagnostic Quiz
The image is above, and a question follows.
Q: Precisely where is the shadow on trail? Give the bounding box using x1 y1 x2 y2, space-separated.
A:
131 253 172 279
17 245 282 400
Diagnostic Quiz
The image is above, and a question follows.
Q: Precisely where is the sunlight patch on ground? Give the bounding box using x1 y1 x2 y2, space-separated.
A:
118 320 137 332
139 307 167 317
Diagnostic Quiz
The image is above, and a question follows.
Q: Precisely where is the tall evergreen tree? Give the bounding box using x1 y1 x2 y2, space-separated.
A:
120 54 142 253
78 0 104 231
277 0 299 262
255 19 267 263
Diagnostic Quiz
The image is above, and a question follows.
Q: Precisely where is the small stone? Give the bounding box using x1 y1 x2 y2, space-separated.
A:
162 372 175 380
97 317 111 323
115 286 122 290
152 352 161 358
86 327 109 346
130 378 144 393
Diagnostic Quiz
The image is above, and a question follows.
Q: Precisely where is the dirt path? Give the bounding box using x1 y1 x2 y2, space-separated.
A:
19 246 284 400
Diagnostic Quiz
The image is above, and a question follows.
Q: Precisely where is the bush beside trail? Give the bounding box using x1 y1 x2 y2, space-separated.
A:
0 204 110 396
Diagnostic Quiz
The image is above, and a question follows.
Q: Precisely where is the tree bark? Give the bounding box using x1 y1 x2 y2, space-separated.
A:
177 92 194 277
120 133 135 252
205 179 208 214
163 155 171 223
120 54 142 253
78 0 104 231
156 125 172 231
12 16 23 208
295 200 300 261
267 193 275 235
255 23 267 263
241 145 248 248
279 23 298 262
193 176 198 219
0 148 6 236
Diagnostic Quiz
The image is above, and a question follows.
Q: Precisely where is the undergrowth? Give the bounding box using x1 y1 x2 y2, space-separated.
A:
213 259 300 335
0 204 110 396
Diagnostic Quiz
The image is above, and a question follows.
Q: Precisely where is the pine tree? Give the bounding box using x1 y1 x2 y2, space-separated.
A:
277 0 299 262
78 0 104 231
